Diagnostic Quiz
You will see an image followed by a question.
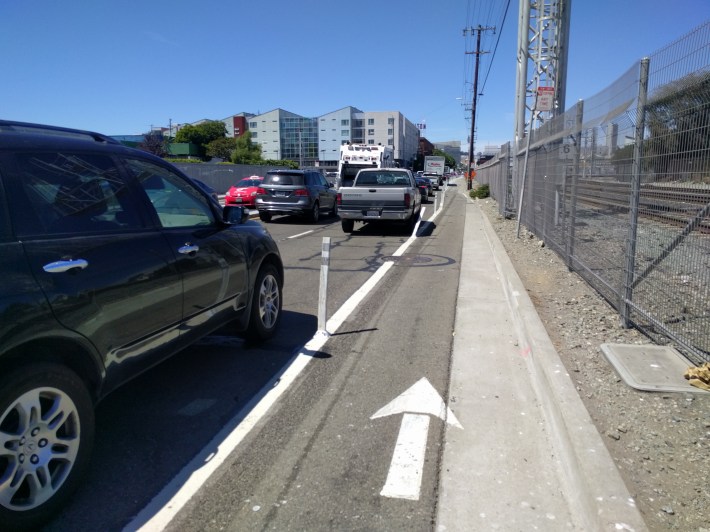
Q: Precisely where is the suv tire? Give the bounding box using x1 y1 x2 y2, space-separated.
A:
259 211 272 222
244 263 282 342
310 202 320 223
0 364 94 531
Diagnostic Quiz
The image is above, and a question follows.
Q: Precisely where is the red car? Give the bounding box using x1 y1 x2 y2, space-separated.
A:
225 176 263 208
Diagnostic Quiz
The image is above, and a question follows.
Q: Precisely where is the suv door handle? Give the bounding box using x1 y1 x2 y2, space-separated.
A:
178 244 199 255
43 259 89 273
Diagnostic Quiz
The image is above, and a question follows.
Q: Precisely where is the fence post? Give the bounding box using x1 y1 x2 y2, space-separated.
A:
566 100 584 270
621 57 650 328
516 111 537 238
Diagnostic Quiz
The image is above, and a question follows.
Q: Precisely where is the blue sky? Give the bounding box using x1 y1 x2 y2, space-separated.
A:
2 1 707 152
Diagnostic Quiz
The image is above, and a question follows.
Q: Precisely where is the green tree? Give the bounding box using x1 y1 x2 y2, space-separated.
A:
174 121 227 156
433 148 456 169
231 131 263 164
206 137 237 160
644 70 710 179
263 159 299 169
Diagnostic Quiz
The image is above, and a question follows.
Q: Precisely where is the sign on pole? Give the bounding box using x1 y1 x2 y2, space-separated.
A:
536 86 555 112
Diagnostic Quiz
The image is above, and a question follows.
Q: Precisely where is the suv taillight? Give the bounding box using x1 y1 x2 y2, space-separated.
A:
256 187 266 194
294 188 309 197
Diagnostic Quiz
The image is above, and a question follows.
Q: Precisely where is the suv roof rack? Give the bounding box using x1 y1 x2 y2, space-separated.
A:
0 120 121 145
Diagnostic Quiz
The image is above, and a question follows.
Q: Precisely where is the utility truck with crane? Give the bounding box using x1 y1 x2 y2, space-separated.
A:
336 143 394 189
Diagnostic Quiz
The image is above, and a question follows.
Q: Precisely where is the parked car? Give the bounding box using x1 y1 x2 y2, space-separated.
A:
255 169 337 223
415 177 432 203
225 175 263 208
0 120 284 531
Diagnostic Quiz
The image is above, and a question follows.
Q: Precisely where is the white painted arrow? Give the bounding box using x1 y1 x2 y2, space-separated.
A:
371 378 463 500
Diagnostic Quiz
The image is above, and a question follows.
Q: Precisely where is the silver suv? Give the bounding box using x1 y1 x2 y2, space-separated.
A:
255 170 337 223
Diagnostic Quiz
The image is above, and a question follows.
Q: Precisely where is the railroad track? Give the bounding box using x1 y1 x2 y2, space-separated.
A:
571 180 710 232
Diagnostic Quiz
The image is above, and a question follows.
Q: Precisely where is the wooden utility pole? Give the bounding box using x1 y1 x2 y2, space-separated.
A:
464 25 495 189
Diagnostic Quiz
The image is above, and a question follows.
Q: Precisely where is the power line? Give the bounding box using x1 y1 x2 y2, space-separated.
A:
480 0 512 95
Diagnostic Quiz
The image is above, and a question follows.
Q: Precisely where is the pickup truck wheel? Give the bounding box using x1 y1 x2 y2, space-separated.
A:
0 364 94 531
259 211 271 222
244 263 282 341
330 201 338 218
341 219 354 233
310 202 320 223
407 209 419 233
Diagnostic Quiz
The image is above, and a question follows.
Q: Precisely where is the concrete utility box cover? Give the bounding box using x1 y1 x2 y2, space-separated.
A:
601 343 708 393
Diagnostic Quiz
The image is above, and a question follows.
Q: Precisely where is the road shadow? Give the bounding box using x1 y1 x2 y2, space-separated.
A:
44 310 323 532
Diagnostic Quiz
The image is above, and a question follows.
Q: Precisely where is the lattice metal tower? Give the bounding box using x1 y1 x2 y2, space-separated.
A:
514 0 572 145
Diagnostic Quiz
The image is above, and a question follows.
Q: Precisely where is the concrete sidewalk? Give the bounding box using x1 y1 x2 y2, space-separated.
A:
436 185 648 531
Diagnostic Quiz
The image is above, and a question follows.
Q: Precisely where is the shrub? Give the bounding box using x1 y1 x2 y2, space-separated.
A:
469 183 490 199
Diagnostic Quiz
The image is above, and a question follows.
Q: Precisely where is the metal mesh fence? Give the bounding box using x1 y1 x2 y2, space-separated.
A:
477 21 710 364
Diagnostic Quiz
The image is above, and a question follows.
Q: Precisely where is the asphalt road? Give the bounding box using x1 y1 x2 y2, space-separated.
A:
43 187 466 532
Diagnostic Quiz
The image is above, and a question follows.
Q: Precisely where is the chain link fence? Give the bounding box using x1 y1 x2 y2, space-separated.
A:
476 21 710 365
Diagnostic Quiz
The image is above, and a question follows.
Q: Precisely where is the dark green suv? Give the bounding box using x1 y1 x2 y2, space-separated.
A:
0 121 284 530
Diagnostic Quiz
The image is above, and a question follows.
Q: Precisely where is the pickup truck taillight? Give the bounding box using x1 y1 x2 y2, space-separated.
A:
294 188 309 197
336 193 342 205
404 193 411 208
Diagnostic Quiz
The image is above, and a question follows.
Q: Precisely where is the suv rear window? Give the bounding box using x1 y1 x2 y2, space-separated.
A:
263 173 304 186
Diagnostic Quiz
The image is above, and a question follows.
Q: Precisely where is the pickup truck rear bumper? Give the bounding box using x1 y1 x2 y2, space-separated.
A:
339 208 411 221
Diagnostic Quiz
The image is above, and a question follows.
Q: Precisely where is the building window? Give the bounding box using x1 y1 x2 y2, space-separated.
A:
388 117 394 125
341 119 349 126
252 132 258 138
388 139 394 146
368 129 375 135
368 139 375 145
388 128 393 135
342 130 349 136
249 122 257 128
367 118 375 125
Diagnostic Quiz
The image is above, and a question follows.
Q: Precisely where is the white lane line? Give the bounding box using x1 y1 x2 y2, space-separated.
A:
288 230 314 239
124 192 448 531
380 413 430 501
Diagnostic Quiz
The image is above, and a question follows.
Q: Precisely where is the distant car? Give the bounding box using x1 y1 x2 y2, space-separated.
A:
256 169 337 223
225 176 263 208
0 120 284 530
423 172 441 190
415 177 432 202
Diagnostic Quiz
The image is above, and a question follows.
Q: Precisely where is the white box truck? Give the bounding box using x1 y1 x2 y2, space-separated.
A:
423 155 446 188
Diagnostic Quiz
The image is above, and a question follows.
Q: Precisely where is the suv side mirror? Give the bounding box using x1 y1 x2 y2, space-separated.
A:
223 205 249 224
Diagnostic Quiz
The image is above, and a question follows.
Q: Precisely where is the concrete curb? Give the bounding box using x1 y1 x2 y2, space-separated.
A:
436 188 647 531
477 200 646 531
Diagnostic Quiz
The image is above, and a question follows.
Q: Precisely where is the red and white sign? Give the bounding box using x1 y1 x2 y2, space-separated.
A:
536 86 555 112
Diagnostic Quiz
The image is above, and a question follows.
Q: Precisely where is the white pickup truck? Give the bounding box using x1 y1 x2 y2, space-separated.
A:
336 168 422 233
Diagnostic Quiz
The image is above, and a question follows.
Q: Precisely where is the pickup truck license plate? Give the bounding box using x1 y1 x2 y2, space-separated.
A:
366 210 380 217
